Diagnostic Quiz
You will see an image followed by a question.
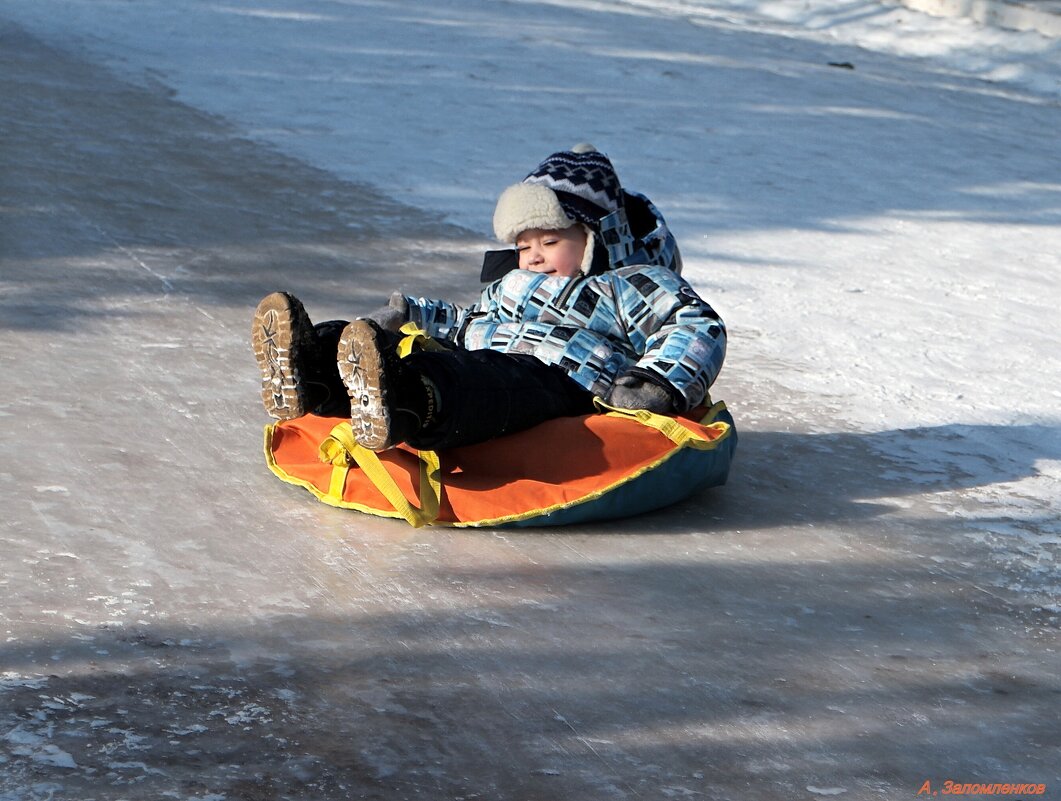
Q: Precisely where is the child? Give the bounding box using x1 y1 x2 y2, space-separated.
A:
252 144 726 452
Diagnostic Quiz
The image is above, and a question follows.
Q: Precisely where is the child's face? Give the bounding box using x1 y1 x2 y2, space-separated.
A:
515 226 587 279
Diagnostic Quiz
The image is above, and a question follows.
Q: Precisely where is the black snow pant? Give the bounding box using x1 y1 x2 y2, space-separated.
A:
310 321 597 451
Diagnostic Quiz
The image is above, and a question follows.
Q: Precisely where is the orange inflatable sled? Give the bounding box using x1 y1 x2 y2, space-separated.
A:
264 399 736 528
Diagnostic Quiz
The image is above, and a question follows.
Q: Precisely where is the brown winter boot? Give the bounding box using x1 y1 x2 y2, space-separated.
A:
336 319 438 451
251 291 324 420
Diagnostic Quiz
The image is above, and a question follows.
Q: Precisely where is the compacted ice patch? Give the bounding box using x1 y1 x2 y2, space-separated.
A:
2 727 78 770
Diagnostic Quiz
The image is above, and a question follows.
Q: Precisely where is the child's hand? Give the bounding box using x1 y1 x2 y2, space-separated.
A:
605 374 675 414
362 292 409 332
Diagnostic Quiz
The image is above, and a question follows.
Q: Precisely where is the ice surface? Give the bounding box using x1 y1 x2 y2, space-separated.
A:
1 0 1058 798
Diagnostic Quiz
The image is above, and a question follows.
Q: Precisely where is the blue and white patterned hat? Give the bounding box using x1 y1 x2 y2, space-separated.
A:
493 144 623 243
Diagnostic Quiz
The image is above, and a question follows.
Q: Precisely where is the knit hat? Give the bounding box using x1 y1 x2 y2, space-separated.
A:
493 144 623 244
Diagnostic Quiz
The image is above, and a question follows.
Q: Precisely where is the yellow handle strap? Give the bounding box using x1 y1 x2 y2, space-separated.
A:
593 398 722 450
397 322 450 357
319 423 442 528
319 423 362 497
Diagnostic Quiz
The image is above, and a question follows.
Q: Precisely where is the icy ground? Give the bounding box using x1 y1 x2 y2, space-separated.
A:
1 0 1059 799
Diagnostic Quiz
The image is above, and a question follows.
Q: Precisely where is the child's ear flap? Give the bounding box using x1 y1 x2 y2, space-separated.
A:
481 249 519 282
582 227 610 275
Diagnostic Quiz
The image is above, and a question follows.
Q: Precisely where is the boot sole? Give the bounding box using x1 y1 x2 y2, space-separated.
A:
251 292 314 419
337 320 395 451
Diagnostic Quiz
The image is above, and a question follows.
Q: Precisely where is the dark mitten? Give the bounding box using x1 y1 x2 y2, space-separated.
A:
363 291 409 332
605 373 675 414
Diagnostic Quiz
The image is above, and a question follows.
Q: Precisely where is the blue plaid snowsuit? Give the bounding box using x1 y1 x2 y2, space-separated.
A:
401 193 726 413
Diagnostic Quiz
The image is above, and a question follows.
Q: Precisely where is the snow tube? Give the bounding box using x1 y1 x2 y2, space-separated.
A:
263 399 736 528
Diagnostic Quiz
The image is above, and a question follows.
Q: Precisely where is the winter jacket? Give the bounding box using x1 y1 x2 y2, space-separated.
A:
402 192 726 412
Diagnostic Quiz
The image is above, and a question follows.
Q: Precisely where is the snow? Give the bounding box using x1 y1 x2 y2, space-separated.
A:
0 1 1059 792
17 0 1056 566
1 0 1059 606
